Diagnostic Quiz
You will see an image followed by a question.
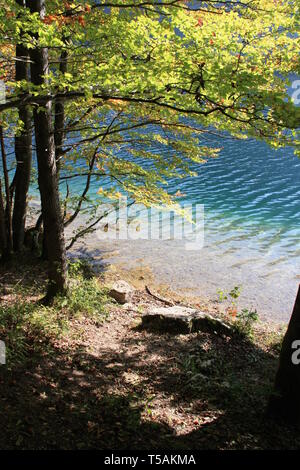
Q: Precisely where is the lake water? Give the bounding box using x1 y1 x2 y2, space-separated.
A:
68 134 300 324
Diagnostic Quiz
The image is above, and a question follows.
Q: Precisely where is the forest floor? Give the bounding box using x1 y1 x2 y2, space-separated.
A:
0 256 299 450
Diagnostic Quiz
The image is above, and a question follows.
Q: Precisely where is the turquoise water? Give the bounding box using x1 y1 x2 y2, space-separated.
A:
73 133 300 260
68 135 300 322
179 138 300 259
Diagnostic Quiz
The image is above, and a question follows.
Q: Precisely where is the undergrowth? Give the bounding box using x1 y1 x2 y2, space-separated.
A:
179 338 275 413
0 259 109 368
216 285 258 338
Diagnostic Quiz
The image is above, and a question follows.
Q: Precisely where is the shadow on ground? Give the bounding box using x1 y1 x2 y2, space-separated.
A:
0 255 298 450
0 312 299 450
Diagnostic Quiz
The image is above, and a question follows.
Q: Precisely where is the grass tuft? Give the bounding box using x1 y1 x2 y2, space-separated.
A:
0 259 109 368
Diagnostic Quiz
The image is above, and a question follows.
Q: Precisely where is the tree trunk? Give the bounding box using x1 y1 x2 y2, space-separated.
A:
0 126 13 257
0 179 7 259
54 49 68 172
13 100 32 252
13 0 32 251
267 284 300 424
29 0 67 300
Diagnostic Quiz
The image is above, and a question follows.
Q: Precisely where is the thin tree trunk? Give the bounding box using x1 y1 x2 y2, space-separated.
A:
13 0 32 251
267 284 300 424
54 49 68 172
0 126 13 256
0 179 7 259
13 102 32 251
29 0 67 300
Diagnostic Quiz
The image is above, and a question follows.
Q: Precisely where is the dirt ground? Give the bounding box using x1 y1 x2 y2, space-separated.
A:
0 262 299 450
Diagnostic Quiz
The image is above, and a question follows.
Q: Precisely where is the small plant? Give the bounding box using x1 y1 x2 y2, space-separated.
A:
216 286 257 337
217 285 241 304
217 285 242 319
68 257 94 279
144 394 156 417
228 286 241 302
233 308 258 337
216 289 228 302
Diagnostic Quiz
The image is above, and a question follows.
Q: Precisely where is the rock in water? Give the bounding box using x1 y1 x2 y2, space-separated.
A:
109 280 134 304
141 306 231 335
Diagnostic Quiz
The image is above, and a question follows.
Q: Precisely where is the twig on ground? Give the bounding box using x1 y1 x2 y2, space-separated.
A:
145 285 175 306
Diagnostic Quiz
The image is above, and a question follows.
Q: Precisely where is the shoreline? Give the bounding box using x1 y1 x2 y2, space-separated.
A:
101 261 288 332
28 200 296 325
68 240 290 329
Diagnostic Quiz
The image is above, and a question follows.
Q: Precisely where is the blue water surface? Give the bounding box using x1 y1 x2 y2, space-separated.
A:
69 135 300 322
